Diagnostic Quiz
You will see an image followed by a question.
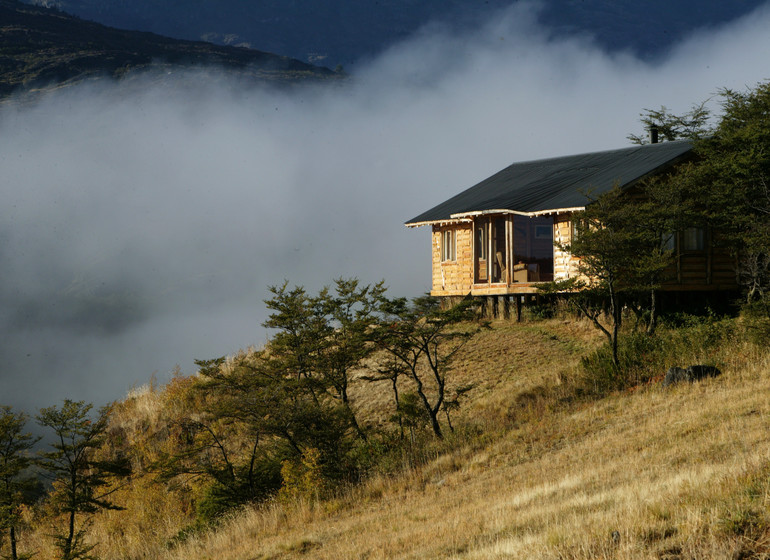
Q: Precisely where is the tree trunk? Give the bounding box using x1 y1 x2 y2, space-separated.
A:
444 408 455 433
414 380 443 439
65 508 76 560
427 408 443 439
341 386 367 441
346 404 368 441
10 525 18 560
647 287 658 335
247 435 259 494
423 345 446 439
608 281 620 369
391 375 404 440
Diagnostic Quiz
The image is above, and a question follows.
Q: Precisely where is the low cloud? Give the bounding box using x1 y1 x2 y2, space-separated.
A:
2 1 770 413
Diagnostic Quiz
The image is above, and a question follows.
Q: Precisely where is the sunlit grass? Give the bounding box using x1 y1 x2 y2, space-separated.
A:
155 320 770 560
16 316 770 559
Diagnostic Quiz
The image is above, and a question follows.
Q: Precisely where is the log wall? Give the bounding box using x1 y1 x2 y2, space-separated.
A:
426 214 739 297
553 212 581 282
430 223 474 296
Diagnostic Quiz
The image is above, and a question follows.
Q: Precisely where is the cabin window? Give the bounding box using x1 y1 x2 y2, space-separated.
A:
662 232 676 252
441 229 456 262
513 215 554 282
571 217 582 240
682 228 705 251
476 225 487 260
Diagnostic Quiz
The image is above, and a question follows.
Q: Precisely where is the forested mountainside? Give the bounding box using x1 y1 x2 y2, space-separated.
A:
0 0 336 98
21 0 767 67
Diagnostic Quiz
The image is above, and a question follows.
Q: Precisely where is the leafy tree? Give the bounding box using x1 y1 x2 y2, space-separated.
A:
316 278 386 440
374 296 480 439
158 355 300 520
625 176 695 334
172 350 355 519
627 102 712 144
682 81 770 304
558 181 685 364
36 401 130 560
560 100 718 349
277 447 324 503
262 282 326 385
161 280 388 520
559 189 638 366
0 407 40 560
263 278 385 440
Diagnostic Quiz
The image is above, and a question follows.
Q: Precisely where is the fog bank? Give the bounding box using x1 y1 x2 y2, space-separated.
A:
2 1 770 412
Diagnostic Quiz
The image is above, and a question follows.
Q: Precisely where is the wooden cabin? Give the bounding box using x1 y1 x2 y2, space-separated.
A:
406 140 739 302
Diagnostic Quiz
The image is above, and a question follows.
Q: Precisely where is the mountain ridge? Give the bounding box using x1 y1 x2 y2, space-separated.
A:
19 0 769 68
0 0 337 98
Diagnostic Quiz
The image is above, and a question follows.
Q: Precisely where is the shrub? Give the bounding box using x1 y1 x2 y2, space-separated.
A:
195 455 282 524
278 448 325 503
578 331 668 395
741 297 770 345
577 317 738 396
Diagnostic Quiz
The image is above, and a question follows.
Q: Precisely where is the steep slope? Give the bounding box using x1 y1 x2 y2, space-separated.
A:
17 316 770 559
158 324 770 559
0 0 336 97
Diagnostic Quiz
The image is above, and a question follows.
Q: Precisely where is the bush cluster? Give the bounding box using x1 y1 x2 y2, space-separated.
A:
576 313 741 397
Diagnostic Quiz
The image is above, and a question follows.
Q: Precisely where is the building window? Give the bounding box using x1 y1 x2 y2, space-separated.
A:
476 225 487 260
682 228 705 251
662 232 676 252
571 217 583 240
442 229 456 262
535 225 552 239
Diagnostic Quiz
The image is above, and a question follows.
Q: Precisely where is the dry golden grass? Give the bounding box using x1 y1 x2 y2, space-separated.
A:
350 317 601 435
18 317 770 560
152 323 770 560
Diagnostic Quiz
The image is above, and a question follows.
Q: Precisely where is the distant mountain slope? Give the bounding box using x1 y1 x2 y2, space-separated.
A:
0 0 336 97
20 0 768 68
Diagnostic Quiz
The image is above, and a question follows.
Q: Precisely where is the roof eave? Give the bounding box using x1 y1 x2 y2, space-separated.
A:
404 206 586 227
404 217 473 228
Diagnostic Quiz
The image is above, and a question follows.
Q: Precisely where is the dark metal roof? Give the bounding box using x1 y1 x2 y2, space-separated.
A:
406 140 693 225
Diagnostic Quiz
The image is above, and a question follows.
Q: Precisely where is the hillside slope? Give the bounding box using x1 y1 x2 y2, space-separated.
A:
0 0 336 98
14 317 770 559
155 321 770 559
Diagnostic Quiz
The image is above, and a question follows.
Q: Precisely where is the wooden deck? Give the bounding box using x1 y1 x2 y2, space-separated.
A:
431 280 740 299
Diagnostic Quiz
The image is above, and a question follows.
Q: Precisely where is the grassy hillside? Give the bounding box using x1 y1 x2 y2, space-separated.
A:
14 310 770 559
160 322 770 560
151 320 770 560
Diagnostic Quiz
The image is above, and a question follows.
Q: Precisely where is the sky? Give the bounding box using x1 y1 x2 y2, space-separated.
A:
2 0 770 414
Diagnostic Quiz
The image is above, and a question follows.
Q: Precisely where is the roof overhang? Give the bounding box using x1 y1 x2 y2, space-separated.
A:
404 206 586 228
404 217 472 228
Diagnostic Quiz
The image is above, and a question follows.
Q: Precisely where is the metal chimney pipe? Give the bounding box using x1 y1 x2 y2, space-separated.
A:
649 125 659 144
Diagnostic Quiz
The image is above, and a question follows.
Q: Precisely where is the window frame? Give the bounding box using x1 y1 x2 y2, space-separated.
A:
681 227 706 252
476 224 487 261
662 232 676 252
441 229 456 262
